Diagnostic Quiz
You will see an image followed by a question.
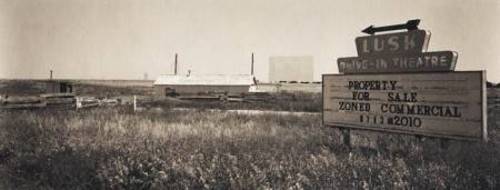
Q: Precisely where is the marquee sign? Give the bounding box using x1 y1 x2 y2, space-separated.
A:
324 19 487 141
355 29 430 56
338 20 457 74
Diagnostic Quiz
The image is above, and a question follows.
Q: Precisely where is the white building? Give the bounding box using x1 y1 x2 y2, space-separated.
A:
153 74 255 95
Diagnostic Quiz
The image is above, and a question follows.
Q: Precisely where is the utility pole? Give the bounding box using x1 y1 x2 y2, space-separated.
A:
251 52 254 75
174 53 178 75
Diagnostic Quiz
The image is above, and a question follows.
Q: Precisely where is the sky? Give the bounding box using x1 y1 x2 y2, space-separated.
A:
0 0 499 82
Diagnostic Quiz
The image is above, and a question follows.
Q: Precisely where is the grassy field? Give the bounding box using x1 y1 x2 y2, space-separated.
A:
1 106 499 189
138 92 322 112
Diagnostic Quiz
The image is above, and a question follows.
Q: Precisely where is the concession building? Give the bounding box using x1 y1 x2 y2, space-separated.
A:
153 74 255 95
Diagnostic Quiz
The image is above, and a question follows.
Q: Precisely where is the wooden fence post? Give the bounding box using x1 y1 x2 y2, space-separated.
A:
341 128 351 150
133 95 137 112
75 97 81 110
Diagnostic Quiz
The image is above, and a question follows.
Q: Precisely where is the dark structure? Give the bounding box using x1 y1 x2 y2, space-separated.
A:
46 80 73 94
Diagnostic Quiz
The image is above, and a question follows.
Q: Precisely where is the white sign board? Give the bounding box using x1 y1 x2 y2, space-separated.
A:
322 71 487 141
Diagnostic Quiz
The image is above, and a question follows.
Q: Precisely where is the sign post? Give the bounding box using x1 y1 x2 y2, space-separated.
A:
324 19 487 142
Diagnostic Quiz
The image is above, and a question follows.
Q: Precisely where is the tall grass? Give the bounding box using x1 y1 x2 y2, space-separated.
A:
0 107 499 189
140 92 323 112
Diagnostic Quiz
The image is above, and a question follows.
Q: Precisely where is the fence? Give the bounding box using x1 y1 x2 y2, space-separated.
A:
1 93 75 110
0 93 111 110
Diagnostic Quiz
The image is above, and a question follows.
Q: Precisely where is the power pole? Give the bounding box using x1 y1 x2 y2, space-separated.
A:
174 53 178 75
251 52 254 75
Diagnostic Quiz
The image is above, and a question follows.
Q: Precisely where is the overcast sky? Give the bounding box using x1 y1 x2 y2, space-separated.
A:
1 0 499 82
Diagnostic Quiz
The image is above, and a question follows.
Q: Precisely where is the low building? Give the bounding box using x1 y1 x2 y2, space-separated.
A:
45 80 74 94
153 74 255 96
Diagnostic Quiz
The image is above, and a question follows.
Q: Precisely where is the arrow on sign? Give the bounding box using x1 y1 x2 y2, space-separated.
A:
362 19 420 35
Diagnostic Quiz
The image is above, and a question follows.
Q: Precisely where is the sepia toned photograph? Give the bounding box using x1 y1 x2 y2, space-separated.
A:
0 0 499 189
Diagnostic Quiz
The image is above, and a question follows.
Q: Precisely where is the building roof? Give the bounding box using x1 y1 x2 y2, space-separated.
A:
154 74 255 86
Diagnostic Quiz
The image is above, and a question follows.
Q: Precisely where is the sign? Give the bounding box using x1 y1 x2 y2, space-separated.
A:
338 25 457 74
362 19 421 35
322 71 487 141
338 51 457 73
355 29 430 56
